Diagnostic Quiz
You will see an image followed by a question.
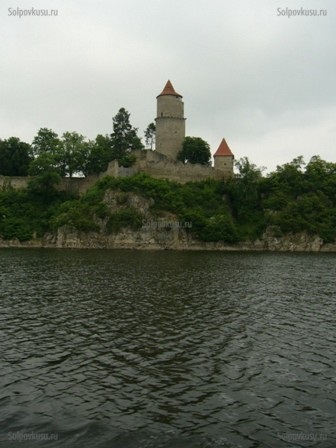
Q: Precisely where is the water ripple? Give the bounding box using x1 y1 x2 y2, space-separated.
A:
0 250 335 447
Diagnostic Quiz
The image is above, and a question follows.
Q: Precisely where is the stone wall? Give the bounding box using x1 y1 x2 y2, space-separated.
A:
111 150 226 184
59 175 100 195
0 150 228 196
141 150 226 182
0 175 30 190
0 174 99 195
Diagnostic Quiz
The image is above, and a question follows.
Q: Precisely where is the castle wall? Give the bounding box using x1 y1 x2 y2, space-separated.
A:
59 176 100 195
0 174 99 195
0 150 229 197
131 150 225 183
0 176 30 190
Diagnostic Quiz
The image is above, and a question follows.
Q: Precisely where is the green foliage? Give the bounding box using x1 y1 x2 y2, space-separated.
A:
90 174 238 243
52 200 101 232
30 128 91 178
0 217 33 241
225 157 265 239
119 153 136 168
58 131 90 177
177 136 211 165
261 156 336 243
111 108 144 159
0 187 71 241
27 170 62 199
32 128 60 157
106 208 143 233
179 210 237 243
29 128 63 180
0 137 33 176
84 134 113 175
144 122 156 150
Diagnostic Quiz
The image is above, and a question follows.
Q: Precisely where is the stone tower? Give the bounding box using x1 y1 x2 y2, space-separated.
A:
155 80 186 160
214 138 234 178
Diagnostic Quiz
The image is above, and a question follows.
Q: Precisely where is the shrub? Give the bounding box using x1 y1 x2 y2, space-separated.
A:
106 208 143 233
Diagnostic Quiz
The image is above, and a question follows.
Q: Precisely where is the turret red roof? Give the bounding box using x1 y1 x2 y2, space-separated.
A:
214 138 234 157
157 80 182 98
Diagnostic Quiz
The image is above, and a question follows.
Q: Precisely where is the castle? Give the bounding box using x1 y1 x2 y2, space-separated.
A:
0 80 235 195
154 80 234 178
106 80 235 184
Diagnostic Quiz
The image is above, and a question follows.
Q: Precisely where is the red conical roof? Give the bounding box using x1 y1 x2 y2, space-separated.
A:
157 80 182 98
214 138 234 157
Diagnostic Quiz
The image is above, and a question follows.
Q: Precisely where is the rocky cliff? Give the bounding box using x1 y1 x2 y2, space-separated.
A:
0 191 335 252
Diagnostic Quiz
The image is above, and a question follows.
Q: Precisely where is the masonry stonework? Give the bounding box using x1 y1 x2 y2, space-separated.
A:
155 80 186 160
213 138 234 179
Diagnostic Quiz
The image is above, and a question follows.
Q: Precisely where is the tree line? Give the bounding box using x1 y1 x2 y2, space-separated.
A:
0 107 212 180
0 108 155 179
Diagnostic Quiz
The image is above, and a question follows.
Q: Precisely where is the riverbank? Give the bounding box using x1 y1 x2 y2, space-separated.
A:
1 168 336 251
1 226 335 252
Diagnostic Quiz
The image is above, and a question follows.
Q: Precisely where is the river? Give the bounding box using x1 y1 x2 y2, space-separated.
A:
0 249 335 447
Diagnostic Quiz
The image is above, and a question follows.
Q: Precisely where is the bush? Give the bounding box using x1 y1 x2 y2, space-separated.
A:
52 201 100 232
106 208 143 233
0 217 33 241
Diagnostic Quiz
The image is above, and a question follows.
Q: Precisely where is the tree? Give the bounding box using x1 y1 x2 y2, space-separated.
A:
32 128 60 157
304 156 336 211
305 155 336 186
30 128 92 178
29 152 59 176
226 157 265 233
0 137 32 176
59 132 90 177
177 137 211 165
27 169 62 198
110 108 143 162
84 134 113 175
265 156 306 198
144 122 156 150
235 157 265 180
29 128 62 177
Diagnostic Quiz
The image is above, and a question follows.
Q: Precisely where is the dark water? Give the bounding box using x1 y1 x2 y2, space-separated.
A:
0 249 335 448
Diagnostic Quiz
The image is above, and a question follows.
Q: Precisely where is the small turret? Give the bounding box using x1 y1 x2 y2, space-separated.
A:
213 138 234 178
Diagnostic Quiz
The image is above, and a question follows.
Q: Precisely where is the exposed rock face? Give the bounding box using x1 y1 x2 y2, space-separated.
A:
51 225 190 250
1 227 335 251
103 190 154 217
251 227 326 252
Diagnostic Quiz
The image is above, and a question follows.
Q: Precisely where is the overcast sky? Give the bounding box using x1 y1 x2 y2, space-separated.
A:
1 0 335 171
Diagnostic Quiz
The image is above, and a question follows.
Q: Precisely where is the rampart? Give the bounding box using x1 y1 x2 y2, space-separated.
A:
0 174 99 196
0 150 228 195
106 150 226 183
